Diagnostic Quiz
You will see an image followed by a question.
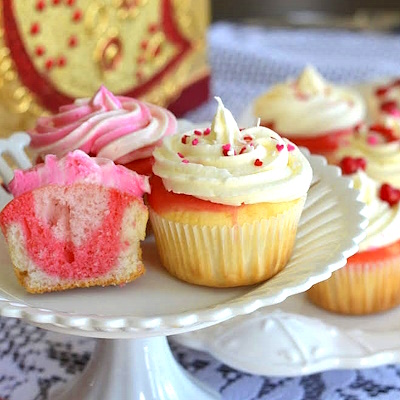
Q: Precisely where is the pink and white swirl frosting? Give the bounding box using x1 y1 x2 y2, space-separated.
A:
29 86 177 164
9 150 150 199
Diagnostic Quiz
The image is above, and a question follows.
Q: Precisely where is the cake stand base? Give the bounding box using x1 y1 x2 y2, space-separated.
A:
50 336 220 400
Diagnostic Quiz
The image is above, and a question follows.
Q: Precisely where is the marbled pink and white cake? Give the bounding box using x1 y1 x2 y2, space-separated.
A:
29 86 177 176
0 150 150 293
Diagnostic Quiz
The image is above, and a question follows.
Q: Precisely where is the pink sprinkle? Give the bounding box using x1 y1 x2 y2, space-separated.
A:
276 144 284 152
287 144 295 152
194 130 202 136
177 152 184 158
182 159 189 164
367 135 378 145
203 127 211 135
222 143 231 156
192 138 199 146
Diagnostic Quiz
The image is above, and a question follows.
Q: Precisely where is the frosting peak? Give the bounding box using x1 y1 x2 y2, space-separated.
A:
90 85 122 111
254 66 365 136
211 97 240 145
296 66 327 96
152 98 313 206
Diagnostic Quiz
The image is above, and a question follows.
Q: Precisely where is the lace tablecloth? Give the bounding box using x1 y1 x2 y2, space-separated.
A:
2 22 400 400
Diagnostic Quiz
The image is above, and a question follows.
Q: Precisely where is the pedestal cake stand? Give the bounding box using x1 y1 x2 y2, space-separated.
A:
0 134 366 400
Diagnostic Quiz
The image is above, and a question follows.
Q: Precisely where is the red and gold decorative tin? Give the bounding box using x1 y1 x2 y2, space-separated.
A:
0 0 210 135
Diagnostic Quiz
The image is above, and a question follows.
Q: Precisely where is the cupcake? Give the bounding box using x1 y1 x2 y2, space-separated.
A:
148 97 313 287
308 162 400 315
29 86 177 176
367 78 400 126
0 150 149 293
253 66 365 160
334 122 400 187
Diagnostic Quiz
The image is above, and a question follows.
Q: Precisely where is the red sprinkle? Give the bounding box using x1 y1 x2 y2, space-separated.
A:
380 100 400 117
182 159 189 164
375 86 389 97
222 143 232 156
369 124 398 142
194 130 202 136
243 135 253 142
66 0 75 5
287 144 295 152
239 146 247 155
339 156 367 175
177 152 184 158
379 183 400 207
203 127 211 135
254 159 263 167
276 144 284 152
192 138 199 146
52 0 61 4
181 135 189 144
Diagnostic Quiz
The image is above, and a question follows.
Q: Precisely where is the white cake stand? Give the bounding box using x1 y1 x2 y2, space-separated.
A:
0 135 366 400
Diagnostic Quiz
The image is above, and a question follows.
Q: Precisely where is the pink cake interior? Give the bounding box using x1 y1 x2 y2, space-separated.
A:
0 184 137 279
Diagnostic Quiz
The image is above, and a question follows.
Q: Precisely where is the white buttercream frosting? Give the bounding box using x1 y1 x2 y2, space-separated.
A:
336 124 400 187
152 97 313 206
254 66 365 136
352 171 400 251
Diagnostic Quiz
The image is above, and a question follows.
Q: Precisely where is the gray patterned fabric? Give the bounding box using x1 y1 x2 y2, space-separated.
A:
2 22 400 400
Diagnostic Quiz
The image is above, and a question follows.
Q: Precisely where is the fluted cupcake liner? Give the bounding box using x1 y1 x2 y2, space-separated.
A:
307 255 400 315
149 199 305 287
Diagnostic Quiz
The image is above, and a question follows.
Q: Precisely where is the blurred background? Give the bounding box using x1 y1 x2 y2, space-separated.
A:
212 0 400 31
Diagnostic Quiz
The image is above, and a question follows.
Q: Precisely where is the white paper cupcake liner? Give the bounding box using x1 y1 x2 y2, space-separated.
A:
149 198 305 287
308 254 400 314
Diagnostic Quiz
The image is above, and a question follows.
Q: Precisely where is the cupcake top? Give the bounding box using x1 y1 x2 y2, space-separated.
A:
152 97 313 206
368 78 400 124
29 86 177 164
342 166 400 252
254 66 365 136
9 150 150 198
336 123 400 187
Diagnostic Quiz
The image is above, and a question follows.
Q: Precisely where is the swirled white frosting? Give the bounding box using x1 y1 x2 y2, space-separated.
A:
336 125 400 187
254 66 365 136
352 171 400 251
152 97 313 206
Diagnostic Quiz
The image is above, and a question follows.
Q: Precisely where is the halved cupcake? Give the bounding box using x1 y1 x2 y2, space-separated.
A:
148 98 313 287
0 151 149 293
253 66 365 161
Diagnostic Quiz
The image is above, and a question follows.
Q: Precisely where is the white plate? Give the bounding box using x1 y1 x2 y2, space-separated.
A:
174 293 400 377
0 134 366 339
